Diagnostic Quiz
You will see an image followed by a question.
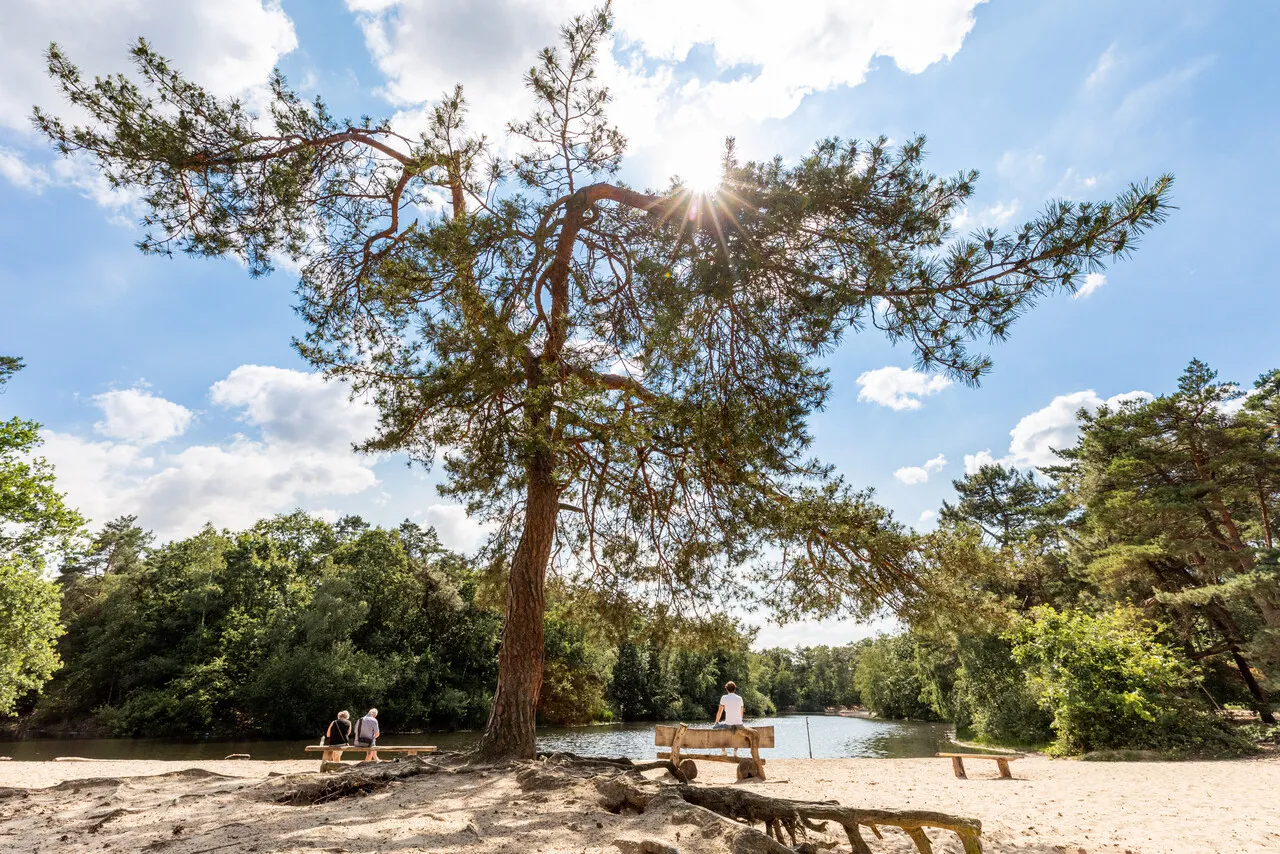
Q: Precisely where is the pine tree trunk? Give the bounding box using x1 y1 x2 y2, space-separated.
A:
1203 603 1276 723
1229 649 1276 724
475 454 560 759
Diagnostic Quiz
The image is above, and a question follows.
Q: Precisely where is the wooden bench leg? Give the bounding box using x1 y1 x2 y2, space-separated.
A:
951 756 967 779
671 723 688 770
996 758 1011 779
320 749 343 772
748 727 765 781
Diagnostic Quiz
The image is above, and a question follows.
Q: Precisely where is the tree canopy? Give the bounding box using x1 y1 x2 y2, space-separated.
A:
35 7 1173 757
0 358 84 715
855 359 1280 750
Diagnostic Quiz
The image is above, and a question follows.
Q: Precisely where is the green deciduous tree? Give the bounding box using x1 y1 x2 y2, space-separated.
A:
1 360 85 565
0 562 64 716
608 641 649 720
1010 605 1248 755
854 633 937 720
0 358 83 716
45 513 501 737
36 9 1172 756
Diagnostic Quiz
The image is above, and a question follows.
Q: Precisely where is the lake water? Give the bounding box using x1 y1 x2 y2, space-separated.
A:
0 715 964 762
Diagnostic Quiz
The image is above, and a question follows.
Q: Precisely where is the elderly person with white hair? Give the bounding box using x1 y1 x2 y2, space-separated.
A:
323 709 353 746
354 708 381 761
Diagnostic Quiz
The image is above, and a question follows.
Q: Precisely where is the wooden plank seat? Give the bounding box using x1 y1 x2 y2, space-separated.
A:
305 744 438 772
655 724 775 780
936 751 1023 779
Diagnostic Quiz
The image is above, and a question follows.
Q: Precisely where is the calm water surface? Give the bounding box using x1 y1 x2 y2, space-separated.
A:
0 715 963 762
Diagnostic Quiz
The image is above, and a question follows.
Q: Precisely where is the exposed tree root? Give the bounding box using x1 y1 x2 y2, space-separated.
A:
675 783 983 853
590 762 983 854
534 751 694 783
274 755 461 805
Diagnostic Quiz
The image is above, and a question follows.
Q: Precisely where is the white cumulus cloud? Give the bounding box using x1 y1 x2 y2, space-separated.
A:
857 367 953 411
963 449 998 475
346 0 986 182
894 452 947 485
211 365 378 451
421 503 492 554
1006 389 1152 468
1072 272 1108 299
1 0 297 132
0 148 50 192
93 388 194 446
966 388 1154 473
0 0 297 208
894 466 930 485
42 366 382 541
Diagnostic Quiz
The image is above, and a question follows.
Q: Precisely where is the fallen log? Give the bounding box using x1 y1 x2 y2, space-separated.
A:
676 784 982 854
592 769 981 854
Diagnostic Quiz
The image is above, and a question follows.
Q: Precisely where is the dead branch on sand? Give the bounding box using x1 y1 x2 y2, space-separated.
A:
274 754 477 805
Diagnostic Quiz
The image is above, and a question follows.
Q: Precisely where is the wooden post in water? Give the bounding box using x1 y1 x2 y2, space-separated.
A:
805 716 813 758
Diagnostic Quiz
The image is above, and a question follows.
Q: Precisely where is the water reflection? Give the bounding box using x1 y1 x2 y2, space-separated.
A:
1 715 961 762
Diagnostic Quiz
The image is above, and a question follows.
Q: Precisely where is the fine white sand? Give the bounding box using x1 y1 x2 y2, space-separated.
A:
0 753 1276 853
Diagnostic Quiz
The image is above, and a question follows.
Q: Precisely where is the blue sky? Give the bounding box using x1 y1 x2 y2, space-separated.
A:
1 0 1277 646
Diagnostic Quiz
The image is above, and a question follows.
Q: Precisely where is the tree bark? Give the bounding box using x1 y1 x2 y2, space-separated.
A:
1229 648 1276 724
1200 601 1275 723
475 453 561 759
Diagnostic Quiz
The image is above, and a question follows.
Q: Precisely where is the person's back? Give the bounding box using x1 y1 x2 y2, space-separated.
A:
325 710 352 745
713 681 749 756
355 710 380 744
719 684 744 726
354 708 381 760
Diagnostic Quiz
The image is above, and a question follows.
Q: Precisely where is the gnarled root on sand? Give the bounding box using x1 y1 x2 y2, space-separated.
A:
275 753 478 805
589 763 983 854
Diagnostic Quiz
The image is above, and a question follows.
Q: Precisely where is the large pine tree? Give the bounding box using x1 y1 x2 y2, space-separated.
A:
35 8 1172 757
1054 360 1280 722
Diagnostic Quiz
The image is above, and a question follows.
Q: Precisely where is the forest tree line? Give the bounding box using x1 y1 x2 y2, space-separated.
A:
3 358 1278 755
32 510 867 737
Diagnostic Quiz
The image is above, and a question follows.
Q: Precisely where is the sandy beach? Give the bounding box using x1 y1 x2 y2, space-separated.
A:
0 753 1276 853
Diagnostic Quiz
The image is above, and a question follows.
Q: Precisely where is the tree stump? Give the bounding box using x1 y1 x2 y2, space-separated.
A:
678 759 699 781
736 758 763 781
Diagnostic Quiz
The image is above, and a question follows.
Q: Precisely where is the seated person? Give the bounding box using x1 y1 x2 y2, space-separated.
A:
712 681 755 757
354 707 381 761
324 710 353 745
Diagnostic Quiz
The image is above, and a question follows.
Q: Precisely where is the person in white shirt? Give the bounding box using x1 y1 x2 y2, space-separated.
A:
712 681 754 757
714 681 745 727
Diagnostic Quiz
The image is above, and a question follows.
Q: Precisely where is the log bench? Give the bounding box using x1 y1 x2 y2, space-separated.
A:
305 744 437 772
655 723 774 781
936 751 1023 779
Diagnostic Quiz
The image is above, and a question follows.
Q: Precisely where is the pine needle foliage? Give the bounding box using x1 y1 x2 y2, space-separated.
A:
34 7 1173 756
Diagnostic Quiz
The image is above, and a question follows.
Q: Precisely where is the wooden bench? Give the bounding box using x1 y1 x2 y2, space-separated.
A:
936 752 1023 779
655 724 775 780
305 744 437 772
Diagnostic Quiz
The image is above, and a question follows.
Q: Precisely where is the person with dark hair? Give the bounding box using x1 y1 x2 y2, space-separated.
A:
713 681 754 757
713 681 744 728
